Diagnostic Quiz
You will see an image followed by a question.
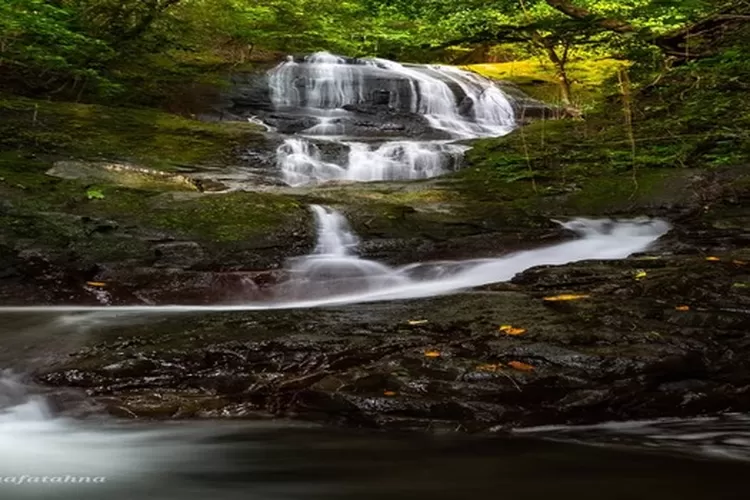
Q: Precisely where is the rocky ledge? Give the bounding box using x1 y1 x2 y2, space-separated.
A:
34 203 750 431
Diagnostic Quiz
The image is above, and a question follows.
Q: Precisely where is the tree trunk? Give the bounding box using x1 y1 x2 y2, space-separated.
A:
532 34 572 106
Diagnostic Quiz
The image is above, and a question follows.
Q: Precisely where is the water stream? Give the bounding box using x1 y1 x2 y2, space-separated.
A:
265 52 515 185
2 52 745 498
0 207 671 314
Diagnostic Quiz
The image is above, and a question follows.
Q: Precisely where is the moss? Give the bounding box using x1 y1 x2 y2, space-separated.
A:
0 94 265 171
143 192 307 242
465 58 626 106
456 31 750 215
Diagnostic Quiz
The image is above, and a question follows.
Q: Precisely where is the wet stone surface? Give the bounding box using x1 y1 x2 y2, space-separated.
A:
34 228 750 431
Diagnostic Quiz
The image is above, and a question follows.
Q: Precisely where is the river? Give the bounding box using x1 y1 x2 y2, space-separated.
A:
2 53 748 499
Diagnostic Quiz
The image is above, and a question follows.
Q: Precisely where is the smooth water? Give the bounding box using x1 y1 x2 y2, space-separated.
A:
0 205 745 499
0 208 671 315
265 52 515 185
0 369 749 500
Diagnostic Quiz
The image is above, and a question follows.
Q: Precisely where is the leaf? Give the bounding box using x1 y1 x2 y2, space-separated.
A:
733 260 747 266
86 188 105 200
543 294 591 302
508 361 534 372
86 281 106 287
705 256 721 262
499 325 526 336
424 350 441 358
634 270 647 280
407 319 429 325
675 305 690 311
733 283 749 289
476 363 502 372
383 391 397 397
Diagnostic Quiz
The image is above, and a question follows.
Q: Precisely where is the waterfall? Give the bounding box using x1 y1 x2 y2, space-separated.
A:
2 210 670 314
310 205 358 255
265 52 516 185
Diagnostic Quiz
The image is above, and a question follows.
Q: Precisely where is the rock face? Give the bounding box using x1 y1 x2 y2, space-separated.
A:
32 198 750 430
47 161 200 191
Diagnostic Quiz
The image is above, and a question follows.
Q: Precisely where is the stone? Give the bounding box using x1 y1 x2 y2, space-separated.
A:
153 241 205 269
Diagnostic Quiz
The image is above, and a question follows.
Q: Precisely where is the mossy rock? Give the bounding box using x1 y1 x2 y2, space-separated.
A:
0 94 267 171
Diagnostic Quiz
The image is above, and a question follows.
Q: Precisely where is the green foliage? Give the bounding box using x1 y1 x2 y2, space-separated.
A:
0 0 116 95
0 94 264 169
458 18 750 204
0 0 725 103
86 188 105 200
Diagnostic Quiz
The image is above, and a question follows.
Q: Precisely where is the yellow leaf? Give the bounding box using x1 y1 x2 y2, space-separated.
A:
675 305 690 311
508 361 534 372
499 325 526 336
476 363 502 372
706 256 721 262
634 270 647 280
407 319 429 325
383 391 397 397
86 281 106 288
424 350 441 358
733 260 747 266
543 294 591 302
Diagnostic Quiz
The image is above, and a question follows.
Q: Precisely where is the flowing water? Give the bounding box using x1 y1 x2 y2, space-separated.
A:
0 367 750 500
265 52 515 185
1 207 749 498
0 207 671 314
3 52 748 498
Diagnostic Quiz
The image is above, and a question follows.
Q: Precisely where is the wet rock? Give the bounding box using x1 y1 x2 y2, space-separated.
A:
47 161 198 191
153 241 205 269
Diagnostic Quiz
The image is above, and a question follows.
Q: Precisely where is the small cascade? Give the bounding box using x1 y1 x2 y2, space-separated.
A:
311 205 358 255
276 138 346 186
0 210 670 312
261 51 517 185
278 138 468 185
279 205 411 299
273 206 670 305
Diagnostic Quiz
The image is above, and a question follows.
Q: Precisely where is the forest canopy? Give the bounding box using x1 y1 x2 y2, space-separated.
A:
0 0 732 102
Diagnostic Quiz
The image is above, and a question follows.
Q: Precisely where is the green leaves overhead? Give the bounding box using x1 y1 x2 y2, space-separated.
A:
0 0 715 100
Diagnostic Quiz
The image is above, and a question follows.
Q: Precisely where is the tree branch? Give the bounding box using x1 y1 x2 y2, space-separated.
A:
544 0 637 34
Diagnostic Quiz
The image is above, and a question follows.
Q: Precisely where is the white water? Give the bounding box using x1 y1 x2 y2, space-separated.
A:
267 52 516 185
278 138 469 186
0 373 221 487
0 207 671 315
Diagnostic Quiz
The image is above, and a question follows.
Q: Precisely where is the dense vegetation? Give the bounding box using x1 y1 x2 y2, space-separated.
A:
0 0 732 106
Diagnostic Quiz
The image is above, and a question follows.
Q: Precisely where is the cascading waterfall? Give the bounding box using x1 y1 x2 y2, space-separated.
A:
265 52 517 186
0 209 672 480
0 208 671 314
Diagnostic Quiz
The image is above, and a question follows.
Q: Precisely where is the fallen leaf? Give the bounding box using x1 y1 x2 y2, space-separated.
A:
634 270 647 280
407 319 429 325
476 363 502 372
733 260 747 266
508 361 534 372
86 281 106 288
543 294 591 302
733 283 749 289
499 325 526 336
383 391 397 397
675 305 690 311
424 350 441 358
706 256 721 262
